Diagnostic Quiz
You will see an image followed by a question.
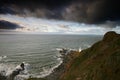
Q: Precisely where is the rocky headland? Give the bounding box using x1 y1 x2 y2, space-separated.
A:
24 31 120 80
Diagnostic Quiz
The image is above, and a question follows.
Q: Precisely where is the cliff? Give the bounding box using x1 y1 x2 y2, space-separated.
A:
60 31 120 80
27 31 120 80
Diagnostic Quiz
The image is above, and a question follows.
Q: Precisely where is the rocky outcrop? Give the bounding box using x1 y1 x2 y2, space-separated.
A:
60 31 120 80
27 31 120 80
0 63 25 80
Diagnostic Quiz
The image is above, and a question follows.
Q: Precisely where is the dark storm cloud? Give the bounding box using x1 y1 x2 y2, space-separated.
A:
0 0 73 19
63 0 120 23
0 20 20 29
0 0 120 24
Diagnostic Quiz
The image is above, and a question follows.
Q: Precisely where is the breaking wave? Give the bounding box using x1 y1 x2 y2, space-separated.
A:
0 56 7 61
38 58 63 78
0 54 63 80
0 62 30 80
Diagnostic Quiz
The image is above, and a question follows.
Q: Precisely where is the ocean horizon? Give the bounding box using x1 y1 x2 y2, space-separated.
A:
0 33 102 79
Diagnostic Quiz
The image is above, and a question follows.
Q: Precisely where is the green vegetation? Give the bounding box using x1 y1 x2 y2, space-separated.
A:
27 31 120 80
60 31 120 80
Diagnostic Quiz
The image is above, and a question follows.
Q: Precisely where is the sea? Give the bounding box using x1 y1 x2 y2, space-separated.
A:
0 33 102 79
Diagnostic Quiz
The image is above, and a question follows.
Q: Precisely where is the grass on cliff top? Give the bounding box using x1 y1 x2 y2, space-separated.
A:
27 31 120 80
60 32 120 80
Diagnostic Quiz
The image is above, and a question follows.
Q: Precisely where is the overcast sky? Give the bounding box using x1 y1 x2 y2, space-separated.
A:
0 0 120 34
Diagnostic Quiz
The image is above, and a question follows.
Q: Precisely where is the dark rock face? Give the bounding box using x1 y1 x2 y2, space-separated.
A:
0 74 6 80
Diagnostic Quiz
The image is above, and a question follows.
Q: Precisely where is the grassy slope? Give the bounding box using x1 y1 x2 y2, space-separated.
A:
27 31 120 80
60 31 120 80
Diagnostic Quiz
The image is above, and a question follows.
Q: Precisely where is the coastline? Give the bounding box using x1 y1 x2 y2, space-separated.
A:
1 31 120 80
27 50 80 80
27 31 120 80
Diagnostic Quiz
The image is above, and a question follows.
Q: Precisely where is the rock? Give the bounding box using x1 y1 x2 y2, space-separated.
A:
103 31 120 42
27 31 120 80
60 31 120 80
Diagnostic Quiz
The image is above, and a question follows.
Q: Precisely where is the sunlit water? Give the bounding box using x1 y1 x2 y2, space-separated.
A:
0 33 102 79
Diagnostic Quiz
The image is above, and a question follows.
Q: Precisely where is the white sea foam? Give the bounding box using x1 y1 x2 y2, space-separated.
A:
0 55 63 79
0 62 30 80
78 47 82 52
39 60 63 78
0 63 15 76
14 62 31 80
0 56 7 61
34 54 63 78
56 48 63 51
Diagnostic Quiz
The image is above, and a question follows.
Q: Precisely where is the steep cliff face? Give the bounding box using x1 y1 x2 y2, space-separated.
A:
60 31 120 80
